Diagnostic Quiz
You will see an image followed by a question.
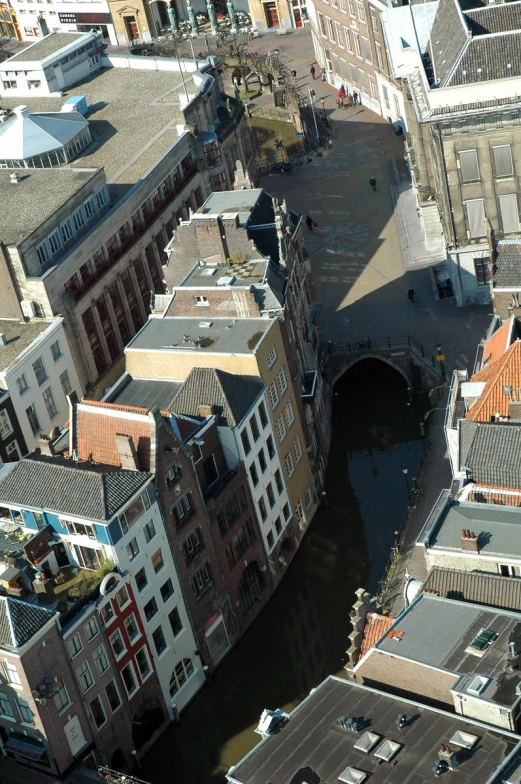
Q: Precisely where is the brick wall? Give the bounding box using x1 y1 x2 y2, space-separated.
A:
125 349 258 380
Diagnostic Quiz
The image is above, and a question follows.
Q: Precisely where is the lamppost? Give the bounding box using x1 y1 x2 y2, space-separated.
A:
401 464 410 494
436 343 446 381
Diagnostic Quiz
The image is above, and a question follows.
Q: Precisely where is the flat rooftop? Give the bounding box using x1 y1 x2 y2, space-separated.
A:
228 676 520 784
428 500 521 558
181 260 269 288
126 317 272 355
0 319 55 372
0 169 100 246
5 32 87 63
105 375 183 409
377 593 521 706
0 65 194 199
198 189 264 219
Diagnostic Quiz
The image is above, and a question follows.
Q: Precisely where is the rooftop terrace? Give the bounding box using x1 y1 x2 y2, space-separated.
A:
0 319 57 372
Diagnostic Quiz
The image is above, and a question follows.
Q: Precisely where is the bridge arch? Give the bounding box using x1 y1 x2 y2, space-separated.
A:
331 354 413 389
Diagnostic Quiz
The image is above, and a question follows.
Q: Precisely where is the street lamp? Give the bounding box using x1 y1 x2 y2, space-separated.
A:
401 464 410 494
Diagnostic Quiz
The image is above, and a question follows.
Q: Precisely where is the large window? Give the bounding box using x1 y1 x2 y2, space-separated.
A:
59 370 72 396
458 149 479 183
16 696 34 724
25 403 41 436
240 429 251 455
266 347 277 368
110 630 126 659
144 597 158 622
90 696 107 729
169 658 195 696
499 194 520 234
32 357 47 386
474 257 490 287
50 340 63 361
53 684 71 713
120 490 150 534
68 633 83 658
135 567 148 592
152 625 167 655
105 680 121 712
121 663 137 696
42 386 58 419
465 199 486 238
277 368 288 395
94 645 109 675
160 578 174 602
258 401 268 428
0 693 14 719
125 613 140 642
169 607 183 636
135 647 151 680
269 382 279 409
190 562 212 596
76 661 94 693
173 494 194 529
0 410 13 440
492 145 513 178
84 617 99 641
126 537 139 561
16 374 29 396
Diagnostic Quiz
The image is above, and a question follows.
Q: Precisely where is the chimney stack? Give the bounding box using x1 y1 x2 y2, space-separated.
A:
438 745 458 770
461 529 479 552
39 435 55 456
199 404 215 418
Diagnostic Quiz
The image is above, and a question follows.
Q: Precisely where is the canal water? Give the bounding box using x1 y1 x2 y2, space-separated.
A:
141 359 428 784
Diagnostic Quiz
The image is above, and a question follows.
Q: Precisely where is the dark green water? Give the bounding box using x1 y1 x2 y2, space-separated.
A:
141 359 427 784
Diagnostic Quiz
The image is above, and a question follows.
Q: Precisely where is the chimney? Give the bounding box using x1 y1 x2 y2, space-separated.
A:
438 745 458 770
39 435 55 456
199 404 215 418
461 529 479 552
114 434 139 471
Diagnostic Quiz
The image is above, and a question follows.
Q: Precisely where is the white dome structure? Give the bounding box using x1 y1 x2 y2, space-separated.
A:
0 105 91 169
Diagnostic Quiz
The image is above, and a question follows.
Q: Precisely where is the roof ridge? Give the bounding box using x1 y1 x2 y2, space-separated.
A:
81 399 150 414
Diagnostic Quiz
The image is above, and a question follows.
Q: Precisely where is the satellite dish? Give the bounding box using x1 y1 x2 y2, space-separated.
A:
38 683 47 693
52 685 60 694
31 690 39 699
44 676 52 685
39 698 48 706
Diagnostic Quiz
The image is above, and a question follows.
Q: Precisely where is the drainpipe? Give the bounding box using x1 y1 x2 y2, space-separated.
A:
435 123 457 248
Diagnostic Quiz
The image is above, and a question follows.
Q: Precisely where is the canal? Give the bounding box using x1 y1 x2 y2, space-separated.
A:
141 359 428 784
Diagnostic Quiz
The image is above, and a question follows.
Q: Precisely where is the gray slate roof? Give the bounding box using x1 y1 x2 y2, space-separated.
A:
428 0 469 86
107 375 183 410
6 32 86 62
465 3 521 35
172 367 264 426
0 596 55 648
423 567 521 612
461 421 521 487
449 33 521 86
0 455 152 521
495 241 521 288
429 501 521 558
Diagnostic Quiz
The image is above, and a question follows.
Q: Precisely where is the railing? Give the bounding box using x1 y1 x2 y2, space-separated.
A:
328 335 441 371
71 164 198 302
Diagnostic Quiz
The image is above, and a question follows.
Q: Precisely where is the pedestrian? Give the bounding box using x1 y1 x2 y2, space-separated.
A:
369 177 377 191
321 66 327 82
339 84 346 97
291 68 297 78
310 88 316 106
353 90 359 106
408 288 416 303
347 92 353 107
310 64 316 80
337 96 344 110
306 215 314 231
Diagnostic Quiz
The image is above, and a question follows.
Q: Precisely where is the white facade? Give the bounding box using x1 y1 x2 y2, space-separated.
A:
0 318 82 455
220 390 292 556
9 9 116 45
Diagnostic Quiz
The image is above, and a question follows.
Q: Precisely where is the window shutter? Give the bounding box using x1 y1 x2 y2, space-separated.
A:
493 145 513 178
458 150 479 182
465 200 486 237
499 194 519 234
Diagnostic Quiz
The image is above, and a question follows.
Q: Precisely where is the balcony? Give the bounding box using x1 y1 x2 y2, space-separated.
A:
301 370 318 400
70 164 198 302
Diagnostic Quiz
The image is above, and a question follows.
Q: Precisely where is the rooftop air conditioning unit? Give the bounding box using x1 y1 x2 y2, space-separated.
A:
21 300 37 318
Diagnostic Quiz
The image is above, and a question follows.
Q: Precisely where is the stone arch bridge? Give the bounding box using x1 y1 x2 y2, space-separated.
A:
326 335 444 392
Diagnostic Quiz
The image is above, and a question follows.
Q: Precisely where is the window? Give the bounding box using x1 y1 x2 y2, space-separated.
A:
191 562 212 596
375 41 383 69
474 258 490 286
169 607 183 636
16 696 34 724
285 399 295 428
304 486 313 509
120 491 150 533
152 625 167 655
319 12 326 35
458 149 479 182
121 663 137 696
362 37 372 62
61 219 73 243
267 530 275 550
327 16 336 42
336 21 343 46
258 448 267 473
283 502 291 521
357 0 365 21
59 369 72 396
269 382 279 409
48 229 62 255
144 597 158 622
267 347 277 369
0 693 14 719
173 494 194 529
68 633 83 658
77 661 94 692
0 410 12 440
135 567 148 592
42 386 58 419
16 374 29 396
64 519 95 539
225 495 240 527
241 429 251 455
105 680 121 712
274 517 282 536
249 462 259 486
293 436 303 463
344 27 352 52
90 696 106 729
194 295 209 306
84 617 99 641
84 199 95 220
32 357 47 386
258 496 267 522
96 188 108 209
73 208 85 231
115 585 129 609
143 519 156 542
276 414 287 442
160 578 174 602
169 658 195 696
50 340 62 361
258 401 268 428
492 145 513 178
266 482 275 508
274 469 284 494
166 463 182 487
277 368 288 395
36 241 50 266
124 614 140 643
353 32 361 57
110 630 126 659
94 645 109 676
182 529 204 563
370 7 378 31
53 684 70 713
126 538 139 561
465 199 486 238
100 602 114 625
499 194 520 234
250 414 260 442
266 435 275 459
285 451 295 477
135 647 151 680
295 500 306 528
2 80 17 89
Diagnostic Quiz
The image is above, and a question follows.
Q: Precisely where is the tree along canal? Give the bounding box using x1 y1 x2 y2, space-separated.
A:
141 359 429 784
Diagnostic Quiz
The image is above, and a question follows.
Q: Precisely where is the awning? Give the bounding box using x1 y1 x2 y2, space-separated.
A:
4 738 47 761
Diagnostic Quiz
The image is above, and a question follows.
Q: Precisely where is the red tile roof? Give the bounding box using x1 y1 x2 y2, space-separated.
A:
479 317 515 368
466 339 521 422
359 613 393 658
76 403 152 471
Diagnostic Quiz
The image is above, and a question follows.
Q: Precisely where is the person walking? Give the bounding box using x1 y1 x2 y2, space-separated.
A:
291 68 297 79
321 66 327 82
306 215 314 231
338 84 346 98
369 177 377 191
310 88 316 106
337 95 344 110
310 64 316 79
408 288 416 304
353 91 359 105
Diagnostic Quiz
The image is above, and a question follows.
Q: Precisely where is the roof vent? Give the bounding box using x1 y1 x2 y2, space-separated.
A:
467 674 490 695
199 321 213 328
338 767 367 784
0 334 6 346
9 172 21 185
216 276 236 286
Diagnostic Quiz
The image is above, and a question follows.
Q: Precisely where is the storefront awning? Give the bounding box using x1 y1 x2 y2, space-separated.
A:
4 737 47 761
